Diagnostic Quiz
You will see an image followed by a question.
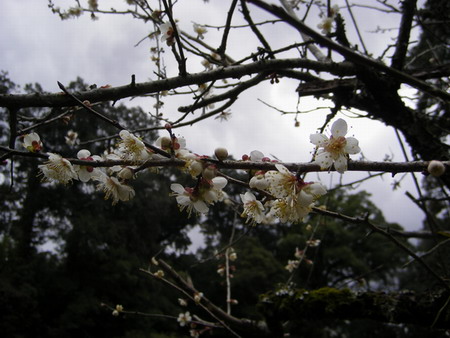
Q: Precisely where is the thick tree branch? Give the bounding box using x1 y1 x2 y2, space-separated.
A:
391 0 417 70
246 0 450 101
0 58 354 109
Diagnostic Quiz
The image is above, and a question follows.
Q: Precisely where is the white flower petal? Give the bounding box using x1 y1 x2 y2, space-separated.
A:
119 130 130 139
298 191 314 206
170 183 185 194
334 155 348 173
77 149 91 159
331 118 348 137
309 133 329 146
314 150 333 170
249 150 264 161
241 191 256 203
307 182 327 197
193 200 209 214
212 176 227 189
344 137 361 154
77 169 92 182
275 163 291 175
176 195 191 206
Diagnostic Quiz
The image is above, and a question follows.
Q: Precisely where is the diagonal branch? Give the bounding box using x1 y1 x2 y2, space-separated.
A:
391 0 417 70
217 0 239 63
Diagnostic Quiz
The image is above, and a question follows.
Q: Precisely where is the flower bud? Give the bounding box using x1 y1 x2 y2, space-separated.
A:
214 147 228 161
118 167 134 180
428 160 446 177
160 136 172 149
189 161 203 177
203 165 217 180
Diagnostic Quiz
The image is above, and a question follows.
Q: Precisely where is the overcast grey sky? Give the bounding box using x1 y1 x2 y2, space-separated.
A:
0 0 428 233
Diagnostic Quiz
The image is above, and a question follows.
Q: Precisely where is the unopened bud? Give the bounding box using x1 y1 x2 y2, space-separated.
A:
164 123 172 130
190 161 203 177
203 165 217 180
118 167 134 180
428 160 446 177
214 147 228 161
160 136 172 149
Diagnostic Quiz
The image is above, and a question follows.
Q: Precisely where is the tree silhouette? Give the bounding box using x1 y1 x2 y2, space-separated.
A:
0 0 449 336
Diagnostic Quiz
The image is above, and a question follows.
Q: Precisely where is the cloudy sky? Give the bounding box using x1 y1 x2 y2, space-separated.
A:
0 0 429 232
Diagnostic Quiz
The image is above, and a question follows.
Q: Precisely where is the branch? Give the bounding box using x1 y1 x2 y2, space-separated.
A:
246 0 450 101
0 148 448 175
313 207 450 292
260 287 450 329
391 0 417 70
216 0 239 62
156 259 270 336
0 58 354 109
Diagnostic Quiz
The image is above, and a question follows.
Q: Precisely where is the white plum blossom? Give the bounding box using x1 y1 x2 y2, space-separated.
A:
266 164 327 200
160 22 175 46
22 132 42 152
317 5 339 34
39 153 78 184
117 130 152 162
170 176 228 217
240 191 265 225
285 260 300 273
177 312 192 327
271 196 313 223
73 149 102 182
193 23 207 39
96 173 135 205
202 176 228 204
318 17 334 34
310 118 360 174
170 183 209 216
65 130 79 146
264 164 327 223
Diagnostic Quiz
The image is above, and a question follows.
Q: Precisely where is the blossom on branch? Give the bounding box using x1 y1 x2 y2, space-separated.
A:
38 153 77 184
117 130 152 162
96 173 135 205
73 149 102 182
22 132 42 152
177 311 192 327
170 176 228 217
264 164 327 223
193 23 207 39
240 191 265 225
310 118 360 173
160 22 176 46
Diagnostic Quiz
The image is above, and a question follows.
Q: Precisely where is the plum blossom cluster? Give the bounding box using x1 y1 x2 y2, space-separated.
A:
240 157 327 225
238 119 361 225
26 129 156 205
23 118 363 225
